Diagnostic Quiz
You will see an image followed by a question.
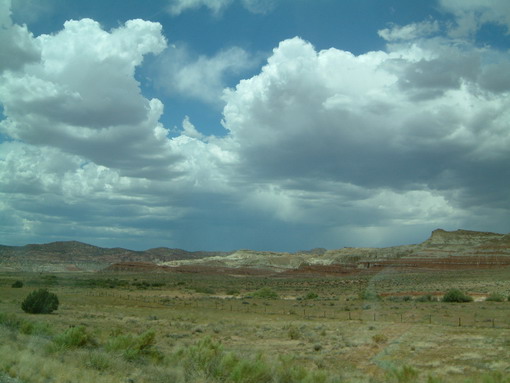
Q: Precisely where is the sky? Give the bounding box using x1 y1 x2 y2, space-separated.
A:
0 0 509 252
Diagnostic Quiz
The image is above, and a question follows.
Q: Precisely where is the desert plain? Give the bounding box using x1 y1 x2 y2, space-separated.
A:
1 229 510 383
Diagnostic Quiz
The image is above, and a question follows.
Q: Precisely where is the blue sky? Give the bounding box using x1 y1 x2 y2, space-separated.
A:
1 0 509 251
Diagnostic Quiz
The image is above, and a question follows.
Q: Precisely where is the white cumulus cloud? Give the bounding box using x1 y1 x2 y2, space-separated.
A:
378 20 441 41
0 17 186 178
220 36 510 235
0 0 40 72
167 0 233 16
439 0 510 37
166 0 275 16
155 45 258 106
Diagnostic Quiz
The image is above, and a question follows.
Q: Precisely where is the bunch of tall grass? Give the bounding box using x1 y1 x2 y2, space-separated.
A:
485 293 506 302
105 330 162 362
358 289 382 301
441 289 473 303
388 365 419 383
251 287 279 299
0 313 52 336
415 294 438 302
302 292 319 300
52 326 96 350
174 336 341 383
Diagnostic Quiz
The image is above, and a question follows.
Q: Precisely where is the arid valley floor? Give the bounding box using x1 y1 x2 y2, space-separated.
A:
2 229 510 383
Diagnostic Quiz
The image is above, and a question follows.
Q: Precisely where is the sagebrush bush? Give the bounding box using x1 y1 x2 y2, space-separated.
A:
372 333 388 344
416 294 438 302
390 365 419 383
252 287 279 299
486 293 506 302
21 288 59 314
0 312 52 335
194 286 215 294
303 292 319 300
176 337 342 383
53 326 96 350
228 357 273 383
0 312 23 330
84 350 111 371
11 280 23 288
287 325 301 340
442 289 473 303
359 289 382 301
106 330 161 361
176 336 224 380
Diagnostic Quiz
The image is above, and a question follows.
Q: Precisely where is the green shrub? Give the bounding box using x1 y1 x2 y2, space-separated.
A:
441 289 473 303
287 325 301 340
176 337 342 383
359 289 381 301
0 312 25 331
106 330 161 362
53 325 96 349
416 294 438 302
390 365 419 383
41 275 58 286
228 357 273 383
21 289 59 314
273 355 309 382
194 286 215 294
252 287 279 299
11 280 23 288
20 320 52 336
0 312 52 335
83 278 129 288
303 292 319 300
486 293 506 302
372 333 388 344
84 351 111 371
176 336 224 379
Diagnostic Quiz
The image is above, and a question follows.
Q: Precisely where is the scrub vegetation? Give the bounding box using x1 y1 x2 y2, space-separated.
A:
1 267 510 382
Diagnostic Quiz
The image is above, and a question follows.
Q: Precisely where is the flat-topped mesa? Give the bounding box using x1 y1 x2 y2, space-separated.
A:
423 229 505 247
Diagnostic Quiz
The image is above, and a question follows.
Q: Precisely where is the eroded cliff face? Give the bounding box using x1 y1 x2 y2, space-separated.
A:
423 229 505 247
411 229 510 258
1 229 510 273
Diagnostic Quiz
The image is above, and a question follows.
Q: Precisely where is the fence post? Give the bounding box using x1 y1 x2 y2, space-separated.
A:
458 317 462 327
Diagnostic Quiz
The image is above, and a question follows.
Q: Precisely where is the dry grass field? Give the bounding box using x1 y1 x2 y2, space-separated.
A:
1 267 510 383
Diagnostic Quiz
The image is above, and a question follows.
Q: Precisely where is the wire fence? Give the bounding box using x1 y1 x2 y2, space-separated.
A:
77 289 510 330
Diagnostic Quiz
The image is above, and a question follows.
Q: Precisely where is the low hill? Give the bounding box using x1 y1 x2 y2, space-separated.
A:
0 242 232 272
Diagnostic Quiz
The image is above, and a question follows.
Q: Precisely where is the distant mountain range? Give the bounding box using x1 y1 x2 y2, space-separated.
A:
1 229 509 274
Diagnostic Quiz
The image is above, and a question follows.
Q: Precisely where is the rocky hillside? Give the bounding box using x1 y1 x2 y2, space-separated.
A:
0 242 231 272
1 229 509 273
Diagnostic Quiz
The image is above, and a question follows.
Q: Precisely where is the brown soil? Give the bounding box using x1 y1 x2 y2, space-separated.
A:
104 255 510 277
